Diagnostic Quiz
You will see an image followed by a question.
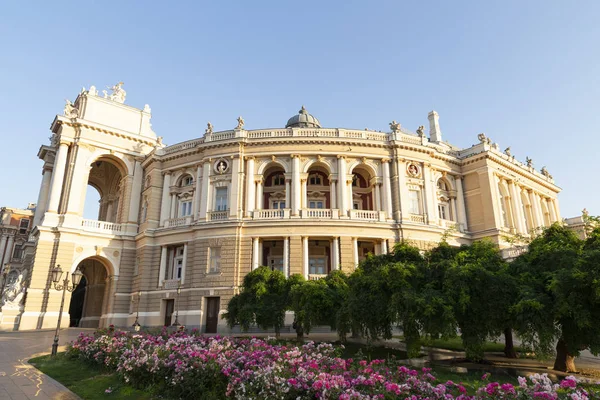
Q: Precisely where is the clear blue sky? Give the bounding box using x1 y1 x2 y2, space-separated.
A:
1 1 598 218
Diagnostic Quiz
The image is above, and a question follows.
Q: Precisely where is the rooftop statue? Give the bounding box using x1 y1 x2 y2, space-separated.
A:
541 166 551 178
504 147 511 156
526 157 533 167
416 125 425 138
205 122 213 135
63 99 79 118
88 85 98 96
477 133 492 144
236 116 245 130
108 82 126 103
389 120 401 133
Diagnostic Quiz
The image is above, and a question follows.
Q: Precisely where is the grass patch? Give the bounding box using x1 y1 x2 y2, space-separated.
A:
29 353 154 400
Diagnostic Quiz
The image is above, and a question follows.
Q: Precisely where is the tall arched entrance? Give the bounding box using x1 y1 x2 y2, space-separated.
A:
68 257 110 328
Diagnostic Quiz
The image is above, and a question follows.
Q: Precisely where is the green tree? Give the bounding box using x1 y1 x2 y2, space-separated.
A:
511 223 592 372
223 266 289 338
442 240 512 361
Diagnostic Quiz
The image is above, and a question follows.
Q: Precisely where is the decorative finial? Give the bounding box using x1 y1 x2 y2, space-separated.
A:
299 105 307 114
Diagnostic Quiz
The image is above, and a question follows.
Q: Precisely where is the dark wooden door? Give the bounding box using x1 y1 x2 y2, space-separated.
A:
205 297 220 333
164 299 175 326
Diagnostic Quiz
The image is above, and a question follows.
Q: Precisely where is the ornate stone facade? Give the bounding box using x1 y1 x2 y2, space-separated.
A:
13 84 562 332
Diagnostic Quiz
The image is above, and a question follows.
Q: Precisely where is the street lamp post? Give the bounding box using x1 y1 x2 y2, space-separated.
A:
0 263 11 312
132 291 142 332
50 264 83 356
171 284 181 327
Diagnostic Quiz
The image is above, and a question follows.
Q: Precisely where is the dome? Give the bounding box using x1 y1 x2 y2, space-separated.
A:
285 106 321 128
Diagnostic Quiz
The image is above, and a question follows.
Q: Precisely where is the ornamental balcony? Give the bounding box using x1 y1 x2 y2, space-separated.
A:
209 211 229 221
348 210 385 222
164 216 193 228
81 219 124 235
299 209 339 219
253 209 290 219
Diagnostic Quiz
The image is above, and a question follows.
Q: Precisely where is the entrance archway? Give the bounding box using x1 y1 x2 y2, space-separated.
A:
86 157 126 222
68 257 110 328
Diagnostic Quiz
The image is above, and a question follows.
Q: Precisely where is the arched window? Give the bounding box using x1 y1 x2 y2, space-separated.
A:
181 176 194 187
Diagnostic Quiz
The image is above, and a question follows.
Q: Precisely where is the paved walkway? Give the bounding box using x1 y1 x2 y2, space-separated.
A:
0 329 89 400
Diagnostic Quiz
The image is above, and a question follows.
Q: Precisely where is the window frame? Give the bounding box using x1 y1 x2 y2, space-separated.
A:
209 247 221 273
214 187 228 211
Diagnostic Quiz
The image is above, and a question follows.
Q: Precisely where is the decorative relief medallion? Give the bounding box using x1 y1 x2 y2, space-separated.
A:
76 246 83 253
407 162 421 178
214 159 230 174
113 251 120 257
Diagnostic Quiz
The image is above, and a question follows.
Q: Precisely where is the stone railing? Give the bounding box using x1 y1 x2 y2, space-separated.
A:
308 274 328 281
439 219 458 230
164 216 192 228
349 209 384 221
408 214 426 224
301 209 335 219
209 211 229 221
253 209 289 219
162 138 204 154
81 219 123 234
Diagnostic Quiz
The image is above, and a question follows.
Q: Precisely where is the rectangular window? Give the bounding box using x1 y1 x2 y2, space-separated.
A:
12 244 23 260
438 204 447 220
409 191 420 214
19 218 30 234
268 257 284 273
180 201 192 217
168 246 184 280
215 187 228 211
209 247 221 273
309 257 327 275
309 201 324 209
272 201 285 209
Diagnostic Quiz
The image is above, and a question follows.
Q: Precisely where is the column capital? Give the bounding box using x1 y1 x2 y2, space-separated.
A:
454 175 463 181
337 155 346 160
381 158 391 164
291 154 301 159
244 156 255 161
162 170 172 177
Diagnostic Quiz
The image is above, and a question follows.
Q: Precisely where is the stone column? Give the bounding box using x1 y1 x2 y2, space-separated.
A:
170 194 177 219
180 244 188 285
301 177 307 209
192 164 202 218
46 142 70 213
337 156 347 216
105 201 114 223
374 183 381 211
64 145 92 219
245 157 255 217
285 179 291 209
455 176 468 232
382 159 393 219
352 237 359 267
255 178 263 210
529 191 542 230
33 167 53 226
548 198 557 223
381 239 388 254
302 236 309 278
488 173 503 228
0 235 7 266
127 159 143 224
509 181 526 234
199 161 211 220
552 199 561 223
159 172 172 225
332 237 339 270
396 159 409 221
283 237 289 278
422 165 436 225
450 197 458 225
292 155 301 216
229 156 242 218
252 238 260 270
329 178 337 209
158 246 168 288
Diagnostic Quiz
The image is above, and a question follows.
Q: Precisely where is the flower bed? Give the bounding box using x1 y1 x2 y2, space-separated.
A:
66 327 598 399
